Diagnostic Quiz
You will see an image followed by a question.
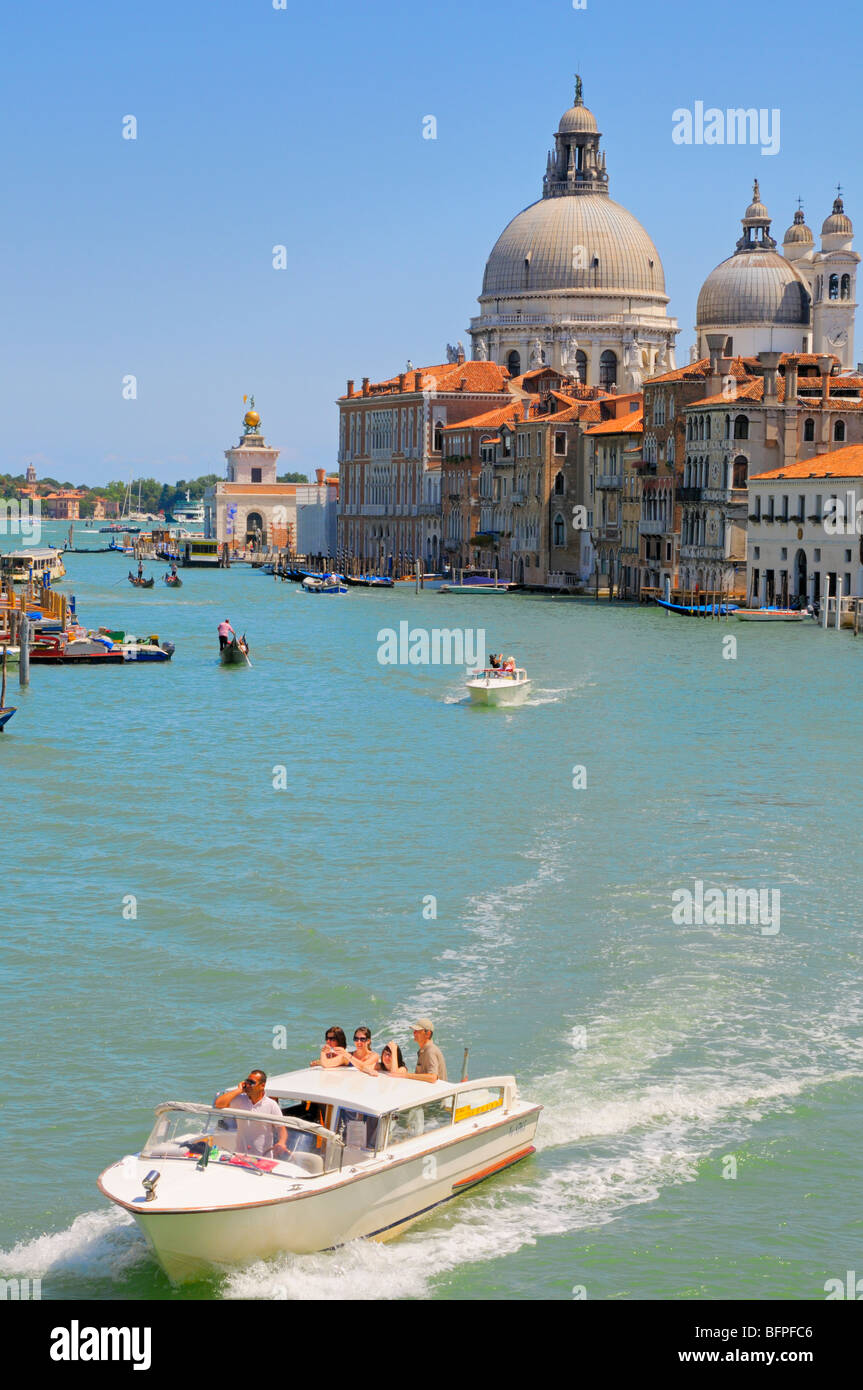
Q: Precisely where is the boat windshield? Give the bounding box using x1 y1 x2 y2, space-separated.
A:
141 1102 344 1175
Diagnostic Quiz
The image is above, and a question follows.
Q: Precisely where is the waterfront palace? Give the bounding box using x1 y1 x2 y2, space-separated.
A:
335 78 861 602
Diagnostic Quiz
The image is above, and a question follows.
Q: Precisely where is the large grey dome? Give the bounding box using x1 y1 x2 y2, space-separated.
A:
481 194 666 297
696 251 809 326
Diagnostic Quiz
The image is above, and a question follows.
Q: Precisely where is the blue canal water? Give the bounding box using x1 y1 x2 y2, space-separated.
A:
1 522 861 1300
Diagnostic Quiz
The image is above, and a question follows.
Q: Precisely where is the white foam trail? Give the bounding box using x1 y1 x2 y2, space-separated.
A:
0 1206 147 1281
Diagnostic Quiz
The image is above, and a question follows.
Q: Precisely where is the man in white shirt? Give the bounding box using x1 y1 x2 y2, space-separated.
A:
214 1070 288 1157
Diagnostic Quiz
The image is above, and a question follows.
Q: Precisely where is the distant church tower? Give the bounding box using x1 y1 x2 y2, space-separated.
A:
811 193 858 369
224 398 280 483
25 462 37 484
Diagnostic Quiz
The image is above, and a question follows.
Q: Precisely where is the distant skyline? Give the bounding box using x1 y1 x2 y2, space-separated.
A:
3 0 860 486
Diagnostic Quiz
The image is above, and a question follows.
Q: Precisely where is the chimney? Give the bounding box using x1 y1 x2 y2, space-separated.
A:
362 377 370 397
315 468 326 485
457 345 465 366
346 379 354 398
818 355 832 402
759 351 783 403
706 332 730 393
414 371 422 392
523 401 530 421
785 360 798 403
460 376 467 391
398 372 406 392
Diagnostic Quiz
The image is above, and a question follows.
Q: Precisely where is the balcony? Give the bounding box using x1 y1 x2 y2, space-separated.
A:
511 489 527 504
639 518 669 535
596 473 624 489
416 502 440 516
677 486 703 502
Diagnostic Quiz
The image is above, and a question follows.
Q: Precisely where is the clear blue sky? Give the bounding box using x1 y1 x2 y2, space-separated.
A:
2 0 859 486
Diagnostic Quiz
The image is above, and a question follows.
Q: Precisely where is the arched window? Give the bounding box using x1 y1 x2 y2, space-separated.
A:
803 418 815 442
841 274 851 299
554 471 565 495
246 511 266 544
686 419 692 441
599 350 617 390
733 456 748 489
734 415 749 440
723 457 730 489
575 350 587 383
433 423 443 452
724 414 731 439
553 513 566 546
506 350 521 378
829 274 839 300
834 419 846 442
706 416 712 440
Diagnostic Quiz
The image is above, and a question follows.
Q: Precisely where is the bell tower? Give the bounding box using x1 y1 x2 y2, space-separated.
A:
811 190 858 370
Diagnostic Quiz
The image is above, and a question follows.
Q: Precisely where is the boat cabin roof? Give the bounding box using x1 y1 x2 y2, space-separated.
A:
267 1065 470 1116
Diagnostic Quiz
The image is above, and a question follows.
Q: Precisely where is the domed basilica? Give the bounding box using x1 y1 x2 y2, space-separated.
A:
469 78 679 389
695 183 859 368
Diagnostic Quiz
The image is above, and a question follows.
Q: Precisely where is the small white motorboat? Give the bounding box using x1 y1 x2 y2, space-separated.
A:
97 1066 540 1282
466 666 532 706
735 608 810 623
0 645 21 665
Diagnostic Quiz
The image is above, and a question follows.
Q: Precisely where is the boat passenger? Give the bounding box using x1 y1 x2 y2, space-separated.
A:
376 1042 408 1076
213 1069 289 1158
489 653 502 670
217 618 235 650
408 1020 447 1083
310 1027 350 1068
502 655 516 674
344 1025 380 1073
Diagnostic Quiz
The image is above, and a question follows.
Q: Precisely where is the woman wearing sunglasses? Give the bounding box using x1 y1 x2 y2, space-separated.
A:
310 1026 349 1068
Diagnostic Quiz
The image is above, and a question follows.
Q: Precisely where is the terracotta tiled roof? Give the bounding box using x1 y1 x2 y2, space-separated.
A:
752 445 863 480
443 403 520 431
584 410 643 436
340 361 511 399
553 401 603 424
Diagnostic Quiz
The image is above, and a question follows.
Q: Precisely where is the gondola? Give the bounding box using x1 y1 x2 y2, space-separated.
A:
0 707 16 731
654 598 738 617
163 574 183 587
129 573 155 588
220 634 252 667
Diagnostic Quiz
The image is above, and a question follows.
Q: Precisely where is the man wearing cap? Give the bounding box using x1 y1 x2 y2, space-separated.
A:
409 1020 447 1083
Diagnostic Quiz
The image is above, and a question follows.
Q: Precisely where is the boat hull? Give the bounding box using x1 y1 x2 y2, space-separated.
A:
735 609 809 622
467 677 531 706
100 1108 540 1282
0 707 16 731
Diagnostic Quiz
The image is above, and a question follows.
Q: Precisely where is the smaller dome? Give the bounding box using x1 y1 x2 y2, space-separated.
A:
558 103 598 135
822 195 853 236
784 206 813 245
244 409 261 428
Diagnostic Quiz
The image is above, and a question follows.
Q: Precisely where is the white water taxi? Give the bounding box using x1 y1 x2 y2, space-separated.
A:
98 1066 540 1282
466 666 532 706
735 608 811 623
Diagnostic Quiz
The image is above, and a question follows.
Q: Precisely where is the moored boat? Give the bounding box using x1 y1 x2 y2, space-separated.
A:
654 598 738 616
735 607 810 622
97 1065 541 1282
466 666 532 706
0 707 16 731
0 645 21 664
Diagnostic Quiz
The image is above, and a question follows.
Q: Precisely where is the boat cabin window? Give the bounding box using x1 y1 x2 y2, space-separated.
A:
454 1086 505 1123
334 1107 381 1158
385 1097 454 1146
